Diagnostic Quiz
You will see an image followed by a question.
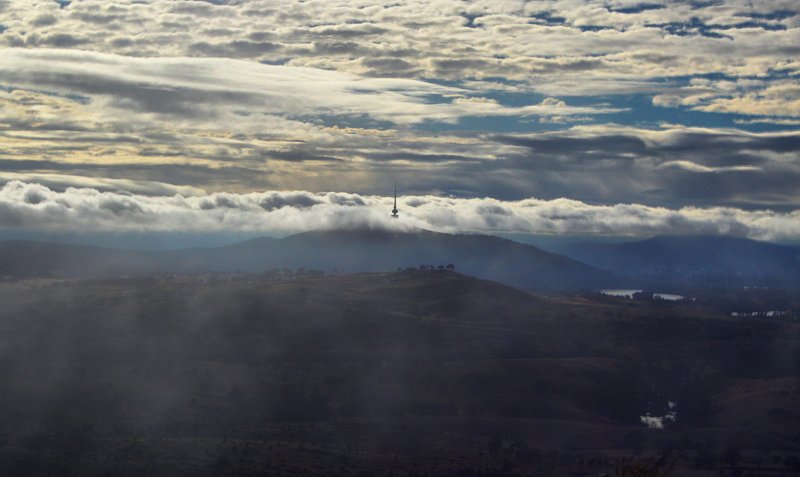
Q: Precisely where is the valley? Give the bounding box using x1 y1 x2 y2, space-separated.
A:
0 270 797 476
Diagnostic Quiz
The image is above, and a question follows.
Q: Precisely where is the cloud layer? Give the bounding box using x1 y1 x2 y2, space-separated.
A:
2 181 798 242
0 1 798 238
0 48 617 126
1 0 798 105
0 56 797 210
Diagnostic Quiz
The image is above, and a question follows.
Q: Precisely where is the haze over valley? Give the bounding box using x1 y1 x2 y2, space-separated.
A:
1 0 799 475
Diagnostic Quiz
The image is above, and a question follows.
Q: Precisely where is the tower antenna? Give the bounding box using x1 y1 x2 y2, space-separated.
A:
391 182 399 218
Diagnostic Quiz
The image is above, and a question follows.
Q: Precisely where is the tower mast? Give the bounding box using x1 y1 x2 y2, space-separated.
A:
391 182 399 218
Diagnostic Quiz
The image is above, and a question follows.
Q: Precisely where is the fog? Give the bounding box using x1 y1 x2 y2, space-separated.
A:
0 257 798 475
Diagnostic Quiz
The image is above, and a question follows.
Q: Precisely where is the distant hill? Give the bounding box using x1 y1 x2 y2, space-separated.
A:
257 229 609 290
554 235 800 287
0 228 610 290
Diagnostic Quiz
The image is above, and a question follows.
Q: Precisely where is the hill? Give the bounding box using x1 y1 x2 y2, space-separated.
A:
0 270 797 476
0 228 610 290
259 228 609 290
553 235 800 288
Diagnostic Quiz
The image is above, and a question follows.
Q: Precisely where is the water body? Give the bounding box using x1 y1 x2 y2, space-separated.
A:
731 310 791 318
653 293 684 301
599 289 641 299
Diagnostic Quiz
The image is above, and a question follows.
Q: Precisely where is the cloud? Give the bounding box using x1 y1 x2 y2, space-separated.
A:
654 78 800 119
490 125 800 208
658 160 761 173
0 172 206 196
1 180 798 241
0 1 798 223
698 83 800 118
0 0 796 97
0 48 617 126
0 87 796 210
735 118 800 126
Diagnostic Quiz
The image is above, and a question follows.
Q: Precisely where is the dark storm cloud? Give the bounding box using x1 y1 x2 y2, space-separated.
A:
493 128 799 165
496 134 649 156
487 126 800 209
653 165 800 208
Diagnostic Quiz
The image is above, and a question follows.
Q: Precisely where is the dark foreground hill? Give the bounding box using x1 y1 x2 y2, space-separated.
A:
553 235 800 288
0 228 611 290
0 271 797 476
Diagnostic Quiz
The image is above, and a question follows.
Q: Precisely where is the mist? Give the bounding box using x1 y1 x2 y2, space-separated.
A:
1 265 797 476
2 0 800 473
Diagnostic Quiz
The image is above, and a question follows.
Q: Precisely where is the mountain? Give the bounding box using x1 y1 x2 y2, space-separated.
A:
243 229 609 290
0 228 610 290
8 231 798 290
553 235 800 287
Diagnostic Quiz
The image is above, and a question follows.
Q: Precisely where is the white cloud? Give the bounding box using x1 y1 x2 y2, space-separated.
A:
1 180 798 241
654 78 800 119
735 118 800 126
0 172 206 196
658 160 761 174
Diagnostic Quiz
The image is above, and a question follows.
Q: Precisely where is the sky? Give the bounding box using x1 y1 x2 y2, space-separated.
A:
0 0 799 242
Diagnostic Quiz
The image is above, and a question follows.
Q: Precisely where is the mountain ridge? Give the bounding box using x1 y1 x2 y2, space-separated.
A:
552 234 800 287
0 228 610 291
